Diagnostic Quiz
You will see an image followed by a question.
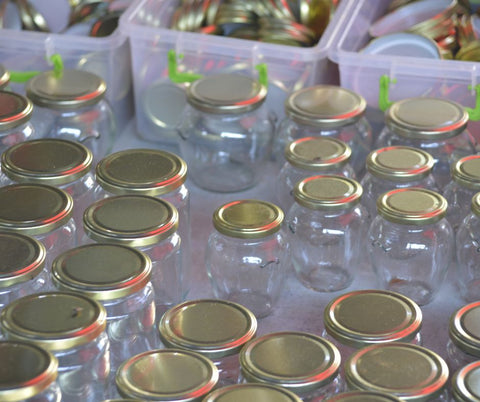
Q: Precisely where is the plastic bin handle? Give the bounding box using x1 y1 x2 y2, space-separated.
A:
9 53 64 83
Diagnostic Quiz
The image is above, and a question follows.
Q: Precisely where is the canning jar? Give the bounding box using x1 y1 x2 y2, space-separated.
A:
273 85 373 177
0 90 35 154
0 64 9 89
451 361 480 402
94 148 191 300
205 199 289 318
203 383 303 402
322 290 422 364
0 183 75 274
26 69 116 162
0 292 110 402
0 139 95 241
83 195 182 315
177 73 274 192
360 146 437 220
375 97 477 189
275 137 356 212
368 188 454 305
286 175 365 292
0 232 47 312
325 391 402 401
114 349 218 401
0 340 61 402
239 331 344 401
51 243 158 374
159 299 257 387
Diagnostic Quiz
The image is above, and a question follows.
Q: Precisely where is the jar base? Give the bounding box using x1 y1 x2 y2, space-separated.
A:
385 278 434 306
294 263 353 293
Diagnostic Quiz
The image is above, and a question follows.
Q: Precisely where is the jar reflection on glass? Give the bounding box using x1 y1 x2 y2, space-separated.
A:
273 85 373 177
286 175 365 292
375 97 477 189
26 69 116 163
0 292 110 402
178 73 274 192
205 199 289 318
276 137 356 213
451 361 480 402
368 188 454 306
0 340 61 402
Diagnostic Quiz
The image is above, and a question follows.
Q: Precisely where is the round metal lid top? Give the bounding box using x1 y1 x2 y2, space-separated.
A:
449 301 480 357
0 91 33 130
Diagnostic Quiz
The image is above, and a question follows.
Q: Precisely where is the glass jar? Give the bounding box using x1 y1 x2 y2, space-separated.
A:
83 195 182 316
322 290 423 364
51 243 158 374
368 188 454 305
205 199 289 318
451 361 480 402
360 146 437 221
94 148 191 300
0 183 76 274
178 73 274 192
0 64 9 89
443 155 480 232
115 349 218 401
276 136 356 213
0 340 61 402
345 343 449 401
375 97 477 189
286 175 365 292
159 299 257 387
0 90 35 154
203 383 303 402
447 301 480 374
239 331 344 401
325 391 402 401
0 139 95 242
273 85 373 177
0 232 48 312
25 69 116 163
0 292 110 402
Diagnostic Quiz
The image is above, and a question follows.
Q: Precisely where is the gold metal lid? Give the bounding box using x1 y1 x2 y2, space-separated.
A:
451 155 480 190
1 139 93 186
385 97 469 140
83 195 179 247
449 301 480 357
51 244 152 301
239 331 341 393
187 74 267 114
366 146 434 182
324 391 403 401
0 65 10 89
116 349 219 401
345 343 449 401
284 137 352 172
376 188 447 225
452 361 480 402
0 232 45 288
324 290 422 349
284 85 367 128
0 340 58 401
202 383 302 402
293 175 363 211
25 69 106 110
0 91 33 131
0 184 73 236
0 291 107 352
96 149 187 196
471 192 480 217
159 299 257 359
213 199 283 239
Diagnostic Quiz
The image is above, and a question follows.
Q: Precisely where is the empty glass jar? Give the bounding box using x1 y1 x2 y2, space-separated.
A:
178 73 274 192
368 188 454 305
273 85 373 176
286 175 366 292
205 199 289 318
26 69 116 162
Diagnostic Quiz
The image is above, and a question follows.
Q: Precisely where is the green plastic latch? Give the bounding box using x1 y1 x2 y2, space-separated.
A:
255 63 268 88
9 53 64 83
378 74 396 112
465 84 480 121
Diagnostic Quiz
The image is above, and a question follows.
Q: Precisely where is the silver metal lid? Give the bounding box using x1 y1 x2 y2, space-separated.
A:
1 139 93 186
0 65 10 89
385 97 469 140
452 361 480 402
345 343 449 401
202 383 302 402
285 85 367 128
0 91 33 131
26 69 106 110
449 301 480 357
451 155 480 190
187 73 267 114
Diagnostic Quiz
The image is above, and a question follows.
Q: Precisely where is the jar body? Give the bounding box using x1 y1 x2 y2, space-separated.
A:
23 382 62 402
0 121 35 154
286 204 366 292
178 105 275 192
443 182 477 232
0 268 48 312
368 216 454 305
205 231 289 318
